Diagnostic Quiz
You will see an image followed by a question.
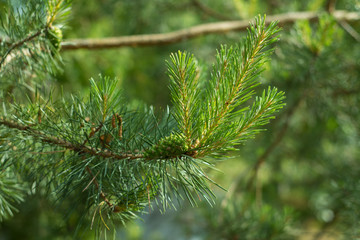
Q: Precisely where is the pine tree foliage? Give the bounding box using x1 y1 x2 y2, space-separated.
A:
193 9 360 240
0 0 70 100
0 1 285 237
167 18 284 158
0 166 25 222
0 0 70 222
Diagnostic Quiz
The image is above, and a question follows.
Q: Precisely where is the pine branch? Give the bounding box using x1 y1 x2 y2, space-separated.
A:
336 19 360 42
85 166 114 209
191 0 233 21
0 118 143 160
0 0 69 72
196 16 283 155
332 88 360 97
60 10 360 50
206 26 272 134
167 51 200 147
0 29 44 69
199 87 285 157
46 0 65 26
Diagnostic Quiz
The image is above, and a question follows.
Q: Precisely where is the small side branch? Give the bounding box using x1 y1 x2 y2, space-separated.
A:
336 19 360 42
191 0 232 20
85 166 113 208
332 88 360 97
0 118 143 160
60 10 360 51
0 29 45 69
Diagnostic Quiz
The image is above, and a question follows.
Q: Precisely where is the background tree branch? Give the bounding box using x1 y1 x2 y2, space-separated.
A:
61 10 360 51
191 0 233 20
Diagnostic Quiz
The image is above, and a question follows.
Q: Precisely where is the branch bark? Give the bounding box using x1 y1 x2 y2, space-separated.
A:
0 118 143 160
61 10 360 51
191 0 233 20
0 29 44 69
85 166 114 209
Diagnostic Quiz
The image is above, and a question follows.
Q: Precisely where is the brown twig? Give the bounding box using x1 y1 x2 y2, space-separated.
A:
29 149 67 155
85 166 113 208
191 0 232 21
336 19 360 42
83 122 103 145
326 0 336 13
0 118 143 160
60 10 360 51
0 0 66 70
82 170 100 192
0 29 45 69
115 114 123 140
1 117 138 211
332 88 360 97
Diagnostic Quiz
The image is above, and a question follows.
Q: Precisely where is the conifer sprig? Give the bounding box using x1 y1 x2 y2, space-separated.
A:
167 16 283 157
199 87 285 156
199 16 281 149
0 0 68 69
47 0 71 27
167 51 201 148
0 0 70 94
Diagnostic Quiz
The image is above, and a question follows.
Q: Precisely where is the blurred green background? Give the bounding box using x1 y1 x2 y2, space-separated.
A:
1 0 360 239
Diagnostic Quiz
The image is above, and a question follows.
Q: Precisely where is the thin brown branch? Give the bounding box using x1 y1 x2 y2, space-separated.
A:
332 88 360 97
85 166 113 208
0 29 45 69
191 0 232 21
0 0 65 69
60 10 360 51
29 149 67 155
326 0 336 13
1 119 123 211
336 19 360 42
82 170 100 192
0 118 143 160
83 122 103 145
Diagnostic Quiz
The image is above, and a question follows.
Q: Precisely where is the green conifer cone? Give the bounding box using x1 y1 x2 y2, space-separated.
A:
144 134 187 159
46 26 62 52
